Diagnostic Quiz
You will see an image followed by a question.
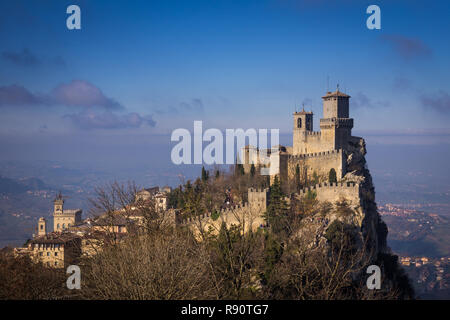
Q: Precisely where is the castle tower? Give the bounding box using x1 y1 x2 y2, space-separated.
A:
293 109 313 155
37 217 46 236
320 88 353 150
248 188 269 212
242 145 259 174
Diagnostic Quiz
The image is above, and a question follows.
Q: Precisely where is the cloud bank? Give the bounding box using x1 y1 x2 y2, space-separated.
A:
1 48 40 67
351 92 390 109
64 109 156 130
420 91 450 114
380 34 432 60
0 80 156 130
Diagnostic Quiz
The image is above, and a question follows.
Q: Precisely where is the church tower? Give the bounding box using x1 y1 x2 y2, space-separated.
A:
53 192 64 232
320 88 353 150
54 192 64 215
292 109 313 155
37 217 46 236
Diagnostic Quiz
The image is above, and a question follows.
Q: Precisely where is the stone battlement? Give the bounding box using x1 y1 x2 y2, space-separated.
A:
289 148 342 160
320 118 353 128
306 131 321 137
294 182 362 208
179 203 251 226
296 182 359 194
248 187 269 193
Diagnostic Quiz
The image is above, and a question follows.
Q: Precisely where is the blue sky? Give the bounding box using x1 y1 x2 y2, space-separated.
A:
1 0 450 167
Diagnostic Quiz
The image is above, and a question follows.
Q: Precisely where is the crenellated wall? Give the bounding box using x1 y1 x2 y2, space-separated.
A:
178 182 363 238
287 149 345 181
179 189 268 237
293 131 328 155
293 182 361 207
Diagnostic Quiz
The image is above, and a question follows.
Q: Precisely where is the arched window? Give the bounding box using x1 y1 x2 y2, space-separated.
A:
62 223 65 229
57 223 60 229
297 118 302 128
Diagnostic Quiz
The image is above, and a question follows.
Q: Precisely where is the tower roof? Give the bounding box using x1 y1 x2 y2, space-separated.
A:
54 191 64 202
322 89 350 99
293 110 313 115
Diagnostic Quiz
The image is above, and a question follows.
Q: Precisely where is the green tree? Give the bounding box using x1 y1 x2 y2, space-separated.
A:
201 166 209 182
294 164 301 191
329 168 337 184
234 162 245 176
167 186 184 209
264 176 289 237
250 164 256 177
262 232 283 285
312 171 319 185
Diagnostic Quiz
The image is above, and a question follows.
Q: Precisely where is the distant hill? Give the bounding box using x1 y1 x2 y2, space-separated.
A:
0 176 27 194
18 177 46 190
0 176 47 195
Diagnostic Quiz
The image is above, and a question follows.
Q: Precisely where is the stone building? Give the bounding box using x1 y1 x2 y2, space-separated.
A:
53 193 82 232
136 186 170 212
242 88 363 183
26 232 81 268
155 192 168 212
136 187 160 201
37 217 47 236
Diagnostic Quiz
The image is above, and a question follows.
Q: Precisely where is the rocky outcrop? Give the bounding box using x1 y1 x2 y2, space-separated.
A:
292 136 389 259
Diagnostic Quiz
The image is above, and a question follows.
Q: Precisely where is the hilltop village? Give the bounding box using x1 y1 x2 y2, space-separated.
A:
14 187 172 267
16 89 388 271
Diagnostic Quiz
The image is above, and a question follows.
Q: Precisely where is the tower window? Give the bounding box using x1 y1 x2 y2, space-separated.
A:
297 118 302 128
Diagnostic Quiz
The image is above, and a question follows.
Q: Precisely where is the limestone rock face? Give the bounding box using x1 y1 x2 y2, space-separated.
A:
345 138 387 255
295 137 388 259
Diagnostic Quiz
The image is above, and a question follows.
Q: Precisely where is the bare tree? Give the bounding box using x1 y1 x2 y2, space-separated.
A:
81 230 216 300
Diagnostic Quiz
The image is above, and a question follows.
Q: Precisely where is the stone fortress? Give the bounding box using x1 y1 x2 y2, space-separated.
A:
183 88 382 251
243 87 364 183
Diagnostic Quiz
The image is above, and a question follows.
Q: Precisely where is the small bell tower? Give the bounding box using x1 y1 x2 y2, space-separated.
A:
37 217 46 236
293 106 313 155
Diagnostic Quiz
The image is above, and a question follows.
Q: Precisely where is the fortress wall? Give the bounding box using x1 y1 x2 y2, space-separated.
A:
179 189 268 237
248 188 269 211
295 182 361 207
288 149 345 181
179 202 266 238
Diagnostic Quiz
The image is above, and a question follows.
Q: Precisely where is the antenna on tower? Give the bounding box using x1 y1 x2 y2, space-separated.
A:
327 75 329 92
337 83 340 91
